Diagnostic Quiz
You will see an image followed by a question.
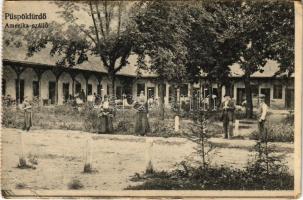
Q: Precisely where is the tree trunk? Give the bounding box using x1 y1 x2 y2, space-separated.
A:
16 74 20 106
208 81 213 111
108 72 116 103
159 82 165 120
189 83 193 111
217 83 222 108
170 85 176 111
244 75 253 118
176 86 181 114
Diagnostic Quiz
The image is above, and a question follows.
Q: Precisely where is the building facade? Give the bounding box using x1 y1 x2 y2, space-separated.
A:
2 59 294 110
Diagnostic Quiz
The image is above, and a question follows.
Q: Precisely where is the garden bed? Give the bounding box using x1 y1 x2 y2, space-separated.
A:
126 165 294 190
1 104 222 138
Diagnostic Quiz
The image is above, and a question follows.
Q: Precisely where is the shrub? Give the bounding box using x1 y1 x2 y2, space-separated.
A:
127 163 294 190
2 106 24 129
249 123 294 142
15 183 27 189
185 110 216 168
28 153 38 165
83 163 93 173
68 179 84 190
115 119 133 133
145 161 154 174
150 119 175 137
17 157 35 169
3 103 220 138
84 109 99 133
284 111 294 125
18 157 27 168
127 108 293 190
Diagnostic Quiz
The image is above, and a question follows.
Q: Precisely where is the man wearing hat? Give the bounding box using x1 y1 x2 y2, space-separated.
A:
221 93 235 139
258 94 269 139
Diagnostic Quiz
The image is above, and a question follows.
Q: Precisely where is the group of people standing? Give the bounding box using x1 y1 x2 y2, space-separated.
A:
20 89 268 139
221 92 269 139
19 90 151 136
96 90 150 136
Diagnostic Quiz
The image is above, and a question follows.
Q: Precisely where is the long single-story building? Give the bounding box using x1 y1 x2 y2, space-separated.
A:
2 46 294 110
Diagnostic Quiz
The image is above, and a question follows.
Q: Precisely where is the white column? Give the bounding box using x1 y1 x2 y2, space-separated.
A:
165 83 170 105
155 83 159 99
222 85 226 103
145 81 148 101
177 88 181 110
233 84 237 101
132 80 137 100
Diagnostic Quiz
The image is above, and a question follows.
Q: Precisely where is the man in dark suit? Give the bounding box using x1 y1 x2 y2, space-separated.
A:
221 93 235 139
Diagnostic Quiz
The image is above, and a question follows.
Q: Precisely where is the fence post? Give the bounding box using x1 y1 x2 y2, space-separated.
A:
145 138 154 174
234 120 240 137
175 115 180 132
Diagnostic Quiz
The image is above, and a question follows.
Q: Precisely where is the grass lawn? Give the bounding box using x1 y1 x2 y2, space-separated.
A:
2 104 223 138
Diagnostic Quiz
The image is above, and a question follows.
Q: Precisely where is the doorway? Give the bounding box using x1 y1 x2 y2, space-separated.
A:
97 84 102 96
147 87 155 99
116 86 122 99
63 83 70 102
260 88 271 106
33 81 39 98
75 82 81 95
2 79 6 96
285 88 294 109
236 88 246 105
49 81 56 104
15 79 25 103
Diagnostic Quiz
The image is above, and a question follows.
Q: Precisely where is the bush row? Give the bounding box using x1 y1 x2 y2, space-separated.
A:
127 163 293 190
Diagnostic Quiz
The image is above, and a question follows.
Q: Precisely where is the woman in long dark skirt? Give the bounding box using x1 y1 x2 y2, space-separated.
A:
134 91 150 136
98 95 113 133
22 97 32 131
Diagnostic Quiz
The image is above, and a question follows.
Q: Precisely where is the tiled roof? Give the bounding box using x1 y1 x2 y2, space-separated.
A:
3 45 292 78
229 60 281 78
2 45 157 78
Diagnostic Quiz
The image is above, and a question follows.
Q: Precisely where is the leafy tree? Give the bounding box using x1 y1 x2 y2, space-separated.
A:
133 1 190 119
186 1 245 109
264 0 294 78
184 0 293 114
4 1 136 99
227 0 294 118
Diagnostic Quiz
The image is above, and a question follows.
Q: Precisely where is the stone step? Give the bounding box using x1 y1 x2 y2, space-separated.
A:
238 125 254 129
239 120 258 124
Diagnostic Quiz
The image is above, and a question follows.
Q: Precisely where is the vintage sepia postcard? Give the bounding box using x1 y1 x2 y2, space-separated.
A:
1 0 302 199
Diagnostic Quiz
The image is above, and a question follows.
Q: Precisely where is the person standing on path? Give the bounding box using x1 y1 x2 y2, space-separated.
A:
97 95 114 133
134 91 150 136
258 94 269 140
221 93 235 139
22 97 32 132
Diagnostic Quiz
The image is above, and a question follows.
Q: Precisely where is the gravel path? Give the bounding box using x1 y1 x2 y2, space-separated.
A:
1 128 294 191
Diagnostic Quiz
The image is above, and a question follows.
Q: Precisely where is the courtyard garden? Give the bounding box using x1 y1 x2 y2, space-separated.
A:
1 102 295 191
1 102 294 142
